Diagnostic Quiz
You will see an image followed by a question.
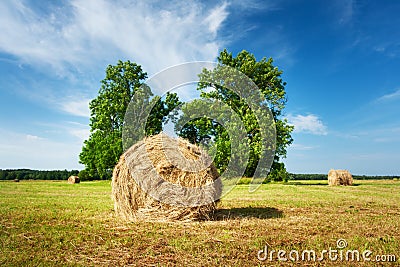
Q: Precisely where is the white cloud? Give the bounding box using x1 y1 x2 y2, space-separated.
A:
229 0 277 11
0 0 239 170
287 114 328 135
338 0 354 25
203 2 229 37
35 121 90 144
377 89 400 101
358 125 400 143
374 46 386 53
0 0 232 119
60 99 91 117
65 122 90 143
289 144 315 151
0 129 83 169
0 0 228 76
25 134 43 141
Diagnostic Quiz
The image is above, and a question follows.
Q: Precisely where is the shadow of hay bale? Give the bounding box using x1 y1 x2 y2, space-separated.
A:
213 207 283 220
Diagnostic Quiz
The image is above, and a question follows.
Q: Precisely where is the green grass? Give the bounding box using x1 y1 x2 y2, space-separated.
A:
0 180 399 266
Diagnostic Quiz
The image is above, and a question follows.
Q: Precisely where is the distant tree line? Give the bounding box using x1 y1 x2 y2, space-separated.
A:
1 169 397 181
289 173 400 180
0 169 79 181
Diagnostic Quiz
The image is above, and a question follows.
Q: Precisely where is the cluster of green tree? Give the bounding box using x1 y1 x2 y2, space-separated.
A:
1 169 396 181
289 173 400 180
353 175 400 180
79 49 294 181
79 61 181 179
289 173 328 180
176 50 293 179
0 169 79 181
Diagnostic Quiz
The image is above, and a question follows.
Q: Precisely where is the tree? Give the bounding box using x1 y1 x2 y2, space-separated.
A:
177 49 294 179
78 169 91 181
80 60 181 179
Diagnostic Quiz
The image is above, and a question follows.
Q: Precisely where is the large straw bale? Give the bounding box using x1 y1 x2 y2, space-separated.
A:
68 175 80 184
328 169 353 186
112 133 221 221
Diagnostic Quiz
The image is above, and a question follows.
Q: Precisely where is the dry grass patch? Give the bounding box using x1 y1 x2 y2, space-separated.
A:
0 180 399 266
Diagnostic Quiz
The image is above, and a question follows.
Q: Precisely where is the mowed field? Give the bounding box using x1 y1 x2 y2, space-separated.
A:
0 180 399 266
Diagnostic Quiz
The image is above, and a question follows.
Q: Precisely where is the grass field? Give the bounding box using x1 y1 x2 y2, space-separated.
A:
0 180 399 266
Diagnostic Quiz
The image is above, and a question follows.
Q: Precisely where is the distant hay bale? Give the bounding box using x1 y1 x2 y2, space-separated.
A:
328 169 353 186
14 178 20 183
68 175 80 184
112 133 221 222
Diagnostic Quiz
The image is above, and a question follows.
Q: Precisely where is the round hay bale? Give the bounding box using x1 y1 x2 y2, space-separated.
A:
328 169 353 186
112 133 221 222
68 175 80 184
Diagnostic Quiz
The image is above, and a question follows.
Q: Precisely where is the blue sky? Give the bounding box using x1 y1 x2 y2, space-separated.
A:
0 0 399 175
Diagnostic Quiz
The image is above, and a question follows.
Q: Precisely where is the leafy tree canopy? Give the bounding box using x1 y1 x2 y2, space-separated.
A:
177 50 294 180
80 50 293 181
79 60 181 179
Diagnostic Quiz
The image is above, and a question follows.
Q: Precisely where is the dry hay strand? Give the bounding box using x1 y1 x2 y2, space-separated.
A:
328 169 353 186
112 133 221 222
68 175 80 184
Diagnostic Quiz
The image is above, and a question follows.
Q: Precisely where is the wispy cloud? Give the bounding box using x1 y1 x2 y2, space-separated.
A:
0 129 83 169
289 144 316 151
34 121 90 144
0 0 234 170
0 0 229 76
60 99 91 118
337 0 354 25
377 89 400 102
25 134 44 141
287 114 328 135
0 0 235 126
365 126 400 143
65 121 90 144
229 0 276 11
373 43 400 58
204 2 229 38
